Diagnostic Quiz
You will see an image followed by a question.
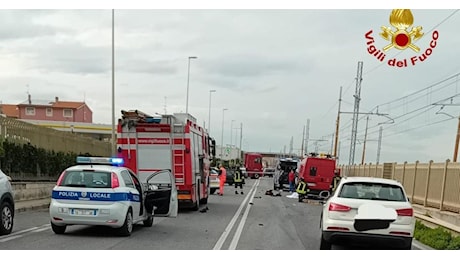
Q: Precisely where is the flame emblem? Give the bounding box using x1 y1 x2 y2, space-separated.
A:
380 9 424 52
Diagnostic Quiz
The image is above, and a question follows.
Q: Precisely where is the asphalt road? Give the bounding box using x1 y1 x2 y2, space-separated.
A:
0 177 420 250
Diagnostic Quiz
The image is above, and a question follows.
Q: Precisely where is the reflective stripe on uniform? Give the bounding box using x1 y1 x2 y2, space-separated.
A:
296 181 309 195
234 172 243 183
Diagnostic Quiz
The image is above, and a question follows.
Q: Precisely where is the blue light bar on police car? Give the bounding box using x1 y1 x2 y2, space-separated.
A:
76 156 124 166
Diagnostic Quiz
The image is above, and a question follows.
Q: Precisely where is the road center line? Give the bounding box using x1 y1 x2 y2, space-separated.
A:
228 179 259 250
212 180 258 250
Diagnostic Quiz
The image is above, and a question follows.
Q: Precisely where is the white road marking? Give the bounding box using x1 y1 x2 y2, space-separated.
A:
228 181 258 250
0 224 50 242
212 179 259 250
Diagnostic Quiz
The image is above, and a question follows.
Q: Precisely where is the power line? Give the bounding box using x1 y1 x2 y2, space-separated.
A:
383 117 455 138
374 72 460 109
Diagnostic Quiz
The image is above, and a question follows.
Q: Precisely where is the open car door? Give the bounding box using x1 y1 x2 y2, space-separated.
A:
139 169 178 217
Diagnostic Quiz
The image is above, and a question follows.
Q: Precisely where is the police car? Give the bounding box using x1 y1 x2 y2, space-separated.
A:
49 157 178 236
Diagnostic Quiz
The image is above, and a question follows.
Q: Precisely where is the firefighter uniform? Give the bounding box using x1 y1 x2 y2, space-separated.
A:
331 175 342 193
234 170 244 194
296 179 309 202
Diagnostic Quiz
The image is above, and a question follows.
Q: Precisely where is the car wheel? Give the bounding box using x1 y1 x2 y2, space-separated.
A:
0 201 14 235
118 209 133 236
398 238 413 250
143 215 154 227
51 222 66 234
320 233 332 250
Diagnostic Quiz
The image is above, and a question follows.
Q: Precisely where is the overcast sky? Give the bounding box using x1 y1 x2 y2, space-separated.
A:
1 5 460 165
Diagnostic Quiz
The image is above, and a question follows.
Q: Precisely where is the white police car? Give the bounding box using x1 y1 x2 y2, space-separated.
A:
49 157 178 236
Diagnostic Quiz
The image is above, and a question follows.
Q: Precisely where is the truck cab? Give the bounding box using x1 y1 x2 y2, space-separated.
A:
244 153 263 179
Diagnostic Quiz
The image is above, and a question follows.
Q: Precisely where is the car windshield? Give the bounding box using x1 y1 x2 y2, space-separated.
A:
60 170 111 188
338 182 407 202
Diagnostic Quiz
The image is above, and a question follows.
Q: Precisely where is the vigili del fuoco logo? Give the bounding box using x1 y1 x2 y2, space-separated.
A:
365 9 439 67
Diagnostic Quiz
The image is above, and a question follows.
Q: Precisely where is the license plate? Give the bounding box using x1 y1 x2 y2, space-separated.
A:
71 209 96 216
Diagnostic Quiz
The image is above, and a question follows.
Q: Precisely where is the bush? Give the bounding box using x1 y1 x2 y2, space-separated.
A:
415 220 459 250
446 235 460 250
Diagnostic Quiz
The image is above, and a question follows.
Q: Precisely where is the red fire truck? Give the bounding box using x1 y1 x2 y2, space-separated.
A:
116 110 215 211
244 152 264 179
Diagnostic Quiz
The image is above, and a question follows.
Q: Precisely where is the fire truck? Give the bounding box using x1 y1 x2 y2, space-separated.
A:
116 110 216 211
244 152 264 179
297 152 339 197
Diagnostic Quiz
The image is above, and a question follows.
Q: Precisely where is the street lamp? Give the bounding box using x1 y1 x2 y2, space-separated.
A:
208 89 216 135
230 120 235 147
185 56 198 115
111 9 116 156
221 108 228 157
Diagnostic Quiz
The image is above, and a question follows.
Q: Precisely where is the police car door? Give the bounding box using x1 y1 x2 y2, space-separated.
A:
142 169 178 217
120 170 142 221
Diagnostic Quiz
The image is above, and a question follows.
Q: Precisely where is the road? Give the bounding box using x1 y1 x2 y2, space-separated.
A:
1 177 419 250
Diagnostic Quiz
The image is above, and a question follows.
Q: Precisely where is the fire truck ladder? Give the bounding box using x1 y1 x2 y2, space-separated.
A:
173 122 186 184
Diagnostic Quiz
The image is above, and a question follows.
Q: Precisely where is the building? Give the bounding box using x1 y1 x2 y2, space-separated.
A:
14 95 93 123
0 95 111 140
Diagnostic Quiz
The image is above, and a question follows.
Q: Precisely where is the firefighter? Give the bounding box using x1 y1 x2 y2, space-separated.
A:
330 169 342 193
296 177 309 202
233 168 244 194
218 164 227 196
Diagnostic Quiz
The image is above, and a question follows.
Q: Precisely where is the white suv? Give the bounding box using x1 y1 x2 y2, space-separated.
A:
0 169 14 235
319 176 415 250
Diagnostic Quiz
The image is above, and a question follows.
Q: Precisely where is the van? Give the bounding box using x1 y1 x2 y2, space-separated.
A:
297 154 337 197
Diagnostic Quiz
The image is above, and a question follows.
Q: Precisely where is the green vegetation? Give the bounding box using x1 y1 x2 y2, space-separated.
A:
0 140 90 180
415 220 460 250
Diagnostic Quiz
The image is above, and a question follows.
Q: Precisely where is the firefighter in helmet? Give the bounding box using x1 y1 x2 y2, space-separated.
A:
233 168 244 194
330 169 342 193
296 177 309 202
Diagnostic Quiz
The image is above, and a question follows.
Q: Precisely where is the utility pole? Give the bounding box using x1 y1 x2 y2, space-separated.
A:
361 116 369 164
376 126 383 164
289 136 293 156
301 125 306 157
305 119 310 155
348 61 364 169
239 122 243 161
453 116 460 162
111 9 116 156
333 86 342 158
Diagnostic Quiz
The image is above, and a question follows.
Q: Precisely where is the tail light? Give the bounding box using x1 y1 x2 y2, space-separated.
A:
56 171 66 186
111 172 120 188
396 208 413 217
329 202 351 212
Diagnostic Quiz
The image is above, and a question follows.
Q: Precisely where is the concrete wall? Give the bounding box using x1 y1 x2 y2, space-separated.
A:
12 182 55 202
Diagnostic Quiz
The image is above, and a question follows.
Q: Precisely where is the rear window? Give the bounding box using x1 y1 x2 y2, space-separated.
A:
60 170 111 188
338 182 407 202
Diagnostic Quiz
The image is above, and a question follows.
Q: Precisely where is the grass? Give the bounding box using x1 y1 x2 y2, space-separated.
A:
414 220 460 250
